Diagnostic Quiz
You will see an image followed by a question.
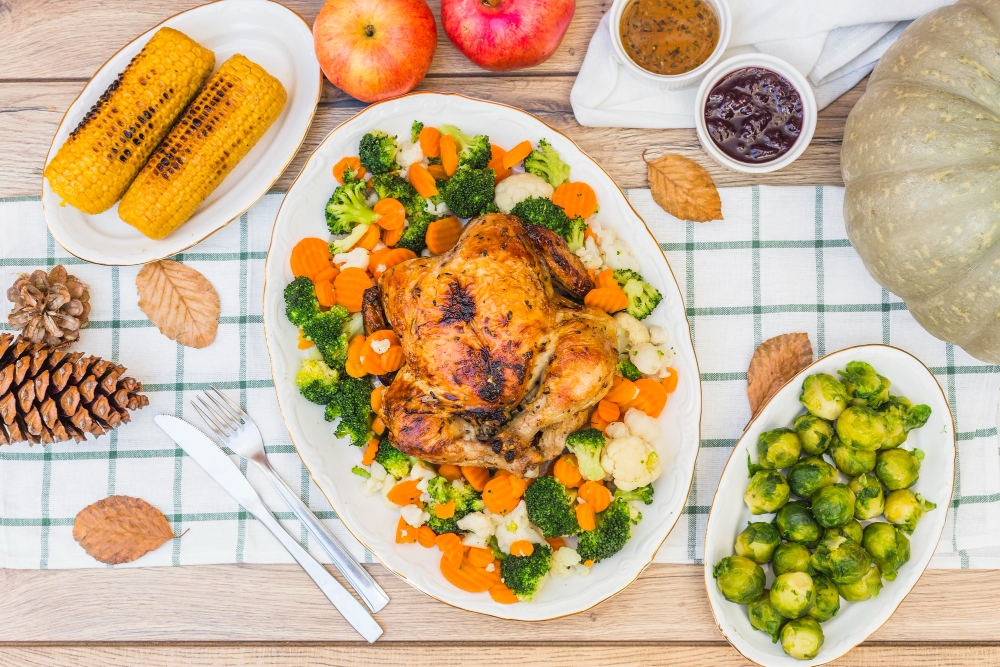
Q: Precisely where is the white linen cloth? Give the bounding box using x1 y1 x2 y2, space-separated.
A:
571 0 954 128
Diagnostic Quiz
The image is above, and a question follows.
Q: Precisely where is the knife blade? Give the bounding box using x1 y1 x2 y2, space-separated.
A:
154 414 383 642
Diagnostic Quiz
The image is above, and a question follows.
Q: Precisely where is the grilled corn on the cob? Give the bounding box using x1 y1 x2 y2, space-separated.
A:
118 55 287 239
44 28 215 214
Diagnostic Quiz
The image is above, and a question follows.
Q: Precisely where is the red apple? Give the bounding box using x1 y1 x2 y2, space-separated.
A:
313 0 437 103
441 0 575 72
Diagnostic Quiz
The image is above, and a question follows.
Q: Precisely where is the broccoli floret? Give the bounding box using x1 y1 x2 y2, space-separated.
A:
617 358 643 381
510 196 586 250
523 476 581 538
565 217 587 252
323 375 374 447
284 276 319 328
295 358 340 405
411 120 424 144
330 224 372 255
426 475 485 534
442 167 496 219
374 436 412 479
358 130 399 174
326 179 380 235
577 498 640 563
439 124 491 169
565 428 606 482
395 215 433 254
523 138 570 187
301 305 353 370
500 543 552 601
613 269 662 320
371 173 426 220
352 465 371 479
614 484 655 505
482 202 502 214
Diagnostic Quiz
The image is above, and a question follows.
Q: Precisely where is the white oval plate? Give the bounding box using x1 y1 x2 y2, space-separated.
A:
704 345 955 666
262 92 703 620
42 0 320 266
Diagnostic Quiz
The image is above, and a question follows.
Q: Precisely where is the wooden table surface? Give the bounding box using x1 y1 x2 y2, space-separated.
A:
1 2 995 666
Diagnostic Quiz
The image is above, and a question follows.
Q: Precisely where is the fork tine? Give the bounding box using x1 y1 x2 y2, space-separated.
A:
197 394 239 433
211 386 249 420
204 391 243 430
192 399 229 441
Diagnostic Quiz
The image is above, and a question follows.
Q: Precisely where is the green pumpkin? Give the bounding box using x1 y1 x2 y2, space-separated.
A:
842 0 1000 362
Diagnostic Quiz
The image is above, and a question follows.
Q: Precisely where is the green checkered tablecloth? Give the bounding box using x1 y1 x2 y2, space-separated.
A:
1 186 998 569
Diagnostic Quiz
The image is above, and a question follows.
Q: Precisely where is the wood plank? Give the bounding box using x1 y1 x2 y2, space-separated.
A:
0 75 858 198
0 0 606 80
1 564 998 643
1 643 999 667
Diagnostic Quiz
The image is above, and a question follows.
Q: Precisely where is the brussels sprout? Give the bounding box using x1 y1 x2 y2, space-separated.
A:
825 519 864 544
713 555 765 604
772 542 813 576
876 448 924 490
748 590 784 643
879 404 908 449
757 428 802 470
882 395 932 433
788 456 838 498
811 484 857 528
810 535 873 584
829 436 877 476
775 501 823 547
735 522 781 564
862 522 911 581
770 571 816 619
839 361 889 407
884 489 937 534
837 563 883 602
745 470 791 515
793 414 835 455
799 373 850 420
807 573 841 623
836 405 887 451
848 473 885 520
780 618 824 661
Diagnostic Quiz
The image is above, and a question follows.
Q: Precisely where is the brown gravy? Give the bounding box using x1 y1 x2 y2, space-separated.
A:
619 0 720 76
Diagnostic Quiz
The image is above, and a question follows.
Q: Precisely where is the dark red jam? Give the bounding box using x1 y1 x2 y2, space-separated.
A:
704 67 803 164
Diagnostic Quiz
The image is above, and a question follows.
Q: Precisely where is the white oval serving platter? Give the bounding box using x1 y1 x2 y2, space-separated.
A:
42 0 321 266
704 344 955 666
262 92 703 620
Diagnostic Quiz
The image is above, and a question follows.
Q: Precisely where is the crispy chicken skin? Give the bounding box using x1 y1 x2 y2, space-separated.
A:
377 213 618 476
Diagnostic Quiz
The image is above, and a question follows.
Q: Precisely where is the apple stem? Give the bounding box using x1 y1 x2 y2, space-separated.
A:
364 24 375 37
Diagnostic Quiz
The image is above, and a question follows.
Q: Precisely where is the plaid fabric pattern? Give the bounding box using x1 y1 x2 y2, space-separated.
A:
1 187 998 570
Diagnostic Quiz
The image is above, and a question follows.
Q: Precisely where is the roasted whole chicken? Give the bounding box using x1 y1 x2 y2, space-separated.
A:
366 213 619 476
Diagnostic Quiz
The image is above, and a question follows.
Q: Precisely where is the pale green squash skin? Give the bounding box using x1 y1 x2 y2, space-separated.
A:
842 0 1000 362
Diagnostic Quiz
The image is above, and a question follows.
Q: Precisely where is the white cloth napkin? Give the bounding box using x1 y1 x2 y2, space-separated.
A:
571 0 954 128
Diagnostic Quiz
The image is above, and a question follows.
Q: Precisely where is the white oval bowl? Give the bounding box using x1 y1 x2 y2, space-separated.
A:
42 0 321 266
262 92 703 620
704 344 955 666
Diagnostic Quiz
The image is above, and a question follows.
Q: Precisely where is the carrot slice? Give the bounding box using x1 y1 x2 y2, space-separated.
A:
313 279 336 307
434 500 456 519
461 465 490 492
425 216 463 255
595 268 617 290
387 480 423 506
290 238 332 280
347 334 366 365
507 475 528 498
487 144 512 183
437 464 463 482
606 377 640 405
367 247 391 275
370 386 386 412
628 378 669 418
483 474 521 515
427 163 449 181
395 516 418 544
380 345 404 373
333 267 373 313
501 140 532 170
468 546 496 568
552 182 598 219
661 367 679 394
434 532 463 553
371 416 386 436
578 481 612 513
553 454 582 488
314 265 340 284
596 399 620 423
333 156 365 184
584 287 629 314
510 540 534 557
297 330 314 350
440 556 499 593
419 126 441 158
362 438 379 465
584 226 598 242
417 525 437 548
372 248 417 280
408 163 439 198
373 198 405 231
576 503 596 531
440 134 459 176
489 582 520 604
346 359 367 378
356 223 382 251
590 410 610 433
545 537 566 551
382 225 403 247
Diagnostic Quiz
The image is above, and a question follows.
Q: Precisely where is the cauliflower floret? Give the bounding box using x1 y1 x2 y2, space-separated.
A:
494 173 554 214
602 238 642 272
365 191 380 207
605 420 630 440
400 503 430 528
396 138 424 168
615 312 650 348
631 341 671 376
457 511 495 548
550 546 582 577
333 247 369 271
576 236 603 271
425 198 449 217
623 407 660 444
601 434 661 492
588 218 616 247
649 325 669 346
360 461 388 496
371 338 391 355
492 501 546 555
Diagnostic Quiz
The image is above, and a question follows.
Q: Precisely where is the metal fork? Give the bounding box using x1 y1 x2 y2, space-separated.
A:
192 386 390 614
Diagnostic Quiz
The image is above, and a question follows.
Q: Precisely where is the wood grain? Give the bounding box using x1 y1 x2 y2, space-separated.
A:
1 564 998 643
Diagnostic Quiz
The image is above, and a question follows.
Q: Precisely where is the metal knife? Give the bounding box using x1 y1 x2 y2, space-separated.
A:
154 414 383 643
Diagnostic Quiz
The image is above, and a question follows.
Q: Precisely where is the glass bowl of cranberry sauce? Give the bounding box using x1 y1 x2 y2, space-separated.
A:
694 54 817 174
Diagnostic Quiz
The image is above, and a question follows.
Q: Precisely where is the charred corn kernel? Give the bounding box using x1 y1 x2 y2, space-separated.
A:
118 54 287 239
43 28 215 214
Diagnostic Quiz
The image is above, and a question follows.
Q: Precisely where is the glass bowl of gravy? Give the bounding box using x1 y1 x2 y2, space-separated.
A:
610 0 731 90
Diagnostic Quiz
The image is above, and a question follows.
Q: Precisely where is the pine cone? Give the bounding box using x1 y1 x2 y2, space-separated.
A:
0 334 148 446
7 265 91 347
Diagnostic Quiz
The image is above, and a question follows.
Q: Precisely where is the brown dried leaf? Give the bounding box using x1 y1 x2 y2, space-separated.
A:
644 153 723 222
747 333 813 416
136 260 219 348
73 495 178 564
